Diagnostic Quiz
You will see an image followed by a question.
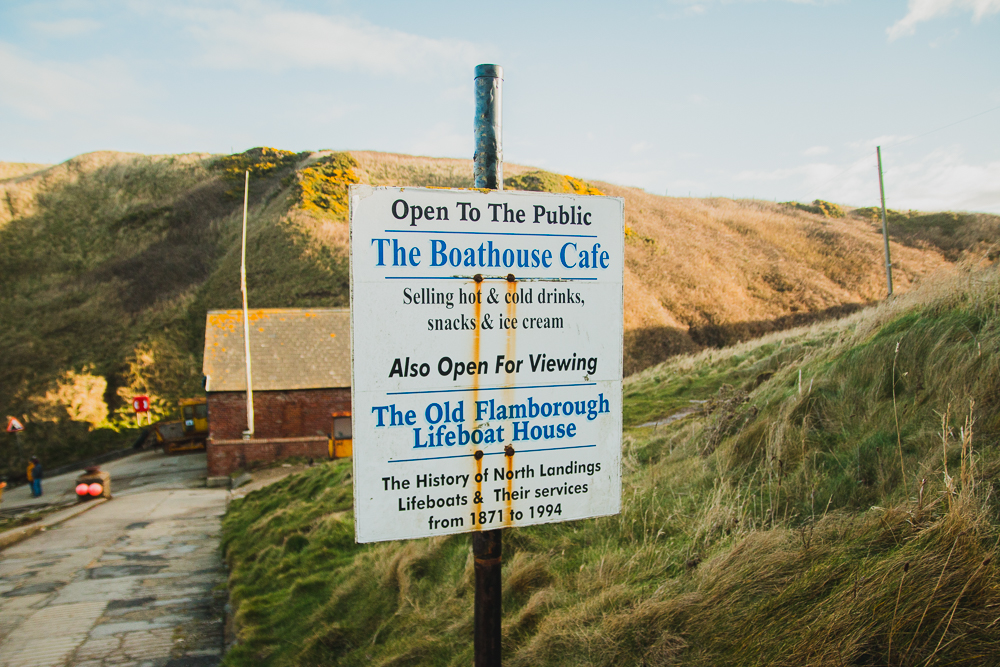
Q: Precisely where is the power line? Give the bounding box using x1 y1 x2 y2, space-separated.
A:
802 102 1000 202
883 103 1000 150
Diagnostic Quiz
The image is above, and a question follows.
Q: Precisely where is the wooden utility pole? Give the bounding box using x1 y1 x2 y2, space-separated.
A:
877 146 894 297
473 63 503 667
240 170 255 437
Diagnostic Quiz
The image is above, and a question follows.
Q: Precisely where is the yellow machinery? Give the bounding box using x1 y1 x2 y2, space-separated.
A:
155 398 209 454
181 398 209 433
330 411 353 458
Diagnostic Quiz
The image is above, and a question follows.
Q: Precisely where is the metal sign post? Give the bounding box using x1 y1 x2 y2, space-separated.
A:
473 63 504 667
349 64 624 667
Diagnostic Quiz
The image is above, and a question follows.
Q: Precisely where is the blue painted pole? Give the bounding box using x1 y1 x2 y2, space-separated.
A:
474 64 503 190
473 63 503 667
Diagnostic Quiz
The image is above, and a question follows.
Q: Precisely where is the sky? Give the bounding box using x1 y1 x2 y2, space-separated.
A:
1 0 998 213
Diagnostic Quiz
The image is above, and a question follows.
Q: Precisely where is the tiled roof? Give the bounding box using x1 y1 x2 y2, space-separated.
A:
202 308 350 392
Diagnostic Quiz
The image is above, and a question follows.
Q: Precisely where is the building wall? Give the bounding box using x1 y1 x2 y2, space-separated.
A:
207 388 350 440
205 387 350 476
207 437 332 477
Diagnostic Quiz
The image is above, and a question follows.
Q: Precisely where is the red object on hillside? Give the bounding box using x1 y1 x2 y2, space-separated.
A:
76 483 89 496
132 396 150 413
5 416 24 432
88 483 103 496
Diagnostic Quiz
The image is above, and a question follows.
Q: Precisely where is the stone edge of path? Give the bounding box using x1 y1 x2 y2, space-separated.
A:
0 498 109 551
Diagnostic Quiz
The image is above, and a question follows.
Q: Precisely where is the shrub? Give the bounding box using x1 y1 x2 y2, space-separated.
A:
293 153 361 219
784 199 845 218
505 170 604 196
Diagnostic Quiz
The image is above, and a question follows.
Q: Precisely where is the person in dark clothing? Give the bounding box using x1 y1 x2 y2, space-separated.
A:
28 456 43 497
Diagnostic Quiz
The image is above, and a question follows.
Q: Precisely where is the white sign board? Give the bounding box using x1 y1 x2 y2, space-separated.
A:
350 185 623 543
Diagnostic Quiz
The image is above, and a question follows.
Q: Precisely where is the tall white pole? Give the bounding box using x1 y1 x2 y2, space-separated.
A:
240 170 255 437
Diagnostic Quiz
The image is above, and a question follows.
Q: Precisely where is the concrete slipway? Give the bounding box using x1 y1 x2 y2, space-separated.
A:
0 451 228 667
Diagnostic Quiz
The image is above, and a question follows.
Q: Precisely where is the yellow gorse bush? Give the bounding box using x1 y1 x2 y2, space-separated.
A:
564 174 604 196
214 147 299 180
295 153 361 219
505 169 604 196
784 199 846 218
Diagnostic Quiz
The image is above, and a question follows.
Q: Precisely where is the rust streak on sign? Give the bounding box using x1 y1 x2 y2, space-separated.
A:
349 185 624 545
472 275 483 530
474 448 484 531
504 276 517 526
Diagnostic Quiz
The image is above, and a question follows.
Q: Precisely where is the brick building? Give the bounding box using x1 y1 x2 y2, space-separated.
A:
202 308 351 476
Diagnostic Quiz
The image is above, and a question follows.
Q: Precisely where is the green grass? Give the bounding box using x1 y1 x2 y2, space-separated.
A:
4 148 991 483
851 207 1000 262
0 149 351 480
221 264 1000 666
0 504 68 532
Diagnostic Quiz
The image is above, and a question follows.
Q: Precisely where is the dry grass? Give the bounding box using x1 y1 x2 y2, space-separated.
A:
591 185 952 371
0 148 989 481
851 206 1000 263
336 153 963 375
0 162 50 181
221 263 1000 666
348 151 537 189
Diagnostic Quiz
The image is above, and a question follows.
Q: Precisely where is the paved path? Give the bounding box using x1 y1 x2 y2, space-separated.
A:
0 452 227 667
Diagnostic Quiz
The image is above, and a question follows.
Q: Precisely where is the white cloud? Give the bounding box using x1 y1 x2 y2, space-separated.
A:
601 167 692 193
668 179 709 195
735 148 1000 213
408 122 471 159
803 145 830 156
280 92 354 126
0 41 210 157
658 0 831 19
671 0 830 6
30 18 101 37
877 149 1000 212
887 0 1000 40
847 135 914 152
0 42 142 120
163 3 480 75
735 161 852 184
630 141 653 154
930 27 962 46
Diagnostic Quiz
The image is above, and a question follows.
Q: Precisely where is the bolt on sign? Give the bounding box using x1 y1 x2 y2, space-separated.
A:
350 186 624 543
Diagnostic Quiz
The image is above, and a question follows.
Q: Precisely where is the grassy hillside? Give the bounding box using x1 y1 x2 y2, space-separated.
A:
851 206 1000 264
0 162 49 181
220 263 1000 666
0 149 993 480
